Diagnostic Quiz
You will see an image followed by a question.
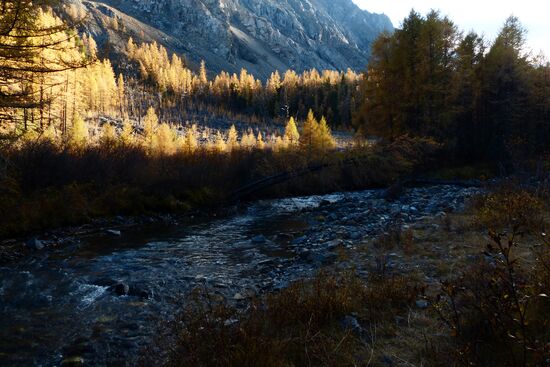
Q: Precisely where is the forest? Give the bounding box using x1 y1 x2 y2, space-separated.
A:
0 2 549 366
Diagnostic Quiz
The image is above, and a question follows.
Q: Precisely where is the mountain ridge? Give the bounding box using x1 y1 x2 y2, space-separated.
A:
71 0 393 78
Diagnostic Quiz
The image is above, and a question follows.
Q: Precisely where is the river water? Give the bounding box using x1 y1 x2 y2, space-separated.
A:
0 186 478 366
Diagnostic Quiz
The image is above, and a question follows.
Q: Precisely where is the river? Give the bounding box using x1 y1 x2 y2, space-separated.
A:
0 185 479 366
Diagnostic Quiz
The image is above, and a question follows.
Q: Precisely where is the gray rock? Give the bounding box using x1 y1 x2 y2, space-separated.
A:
251 235 267 244
348 231 362 240
233 293 246 301
416 299 429 309
341 315 362 334
113 283 129 296
326 239 343 250
106 229 121 236
291 236 307 245
25 238 44 250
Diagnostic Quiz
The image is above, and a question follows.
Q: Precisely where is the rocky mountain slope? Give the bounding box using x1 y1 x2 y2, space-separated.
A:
72 0 392 78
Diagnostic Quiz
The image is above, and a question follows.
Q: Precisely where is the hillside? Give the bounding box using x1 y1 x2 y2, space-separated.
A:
69 0 392 77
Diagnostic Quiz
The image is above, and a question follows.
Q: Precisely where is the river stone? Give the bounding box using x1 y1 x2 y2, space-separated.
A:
416 299 429 309
113 283 129 296
251 235 266 244
348 231 362 240
341 315 362 335
291 236 307 245
326 239 343 250
233 293 246 300
25 238 44 250
276 233 294 240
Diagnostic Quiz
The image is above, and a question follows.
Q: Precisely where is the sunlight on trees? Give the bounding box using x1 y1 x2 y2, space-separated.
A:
143 106 159 152
284 117 300 146
68 114 89 150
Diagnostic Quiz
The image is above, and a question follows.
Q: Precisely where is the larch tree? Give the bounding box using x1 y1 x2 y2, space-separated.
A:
119 119 134 146
256 131 265 150
284 116 300 146
155 123 177 155
0 1 89 136
300 109 319 151
143 106 159 152
318 116 336 150
100 122 117 146
68 113 88 150
226 124 239 152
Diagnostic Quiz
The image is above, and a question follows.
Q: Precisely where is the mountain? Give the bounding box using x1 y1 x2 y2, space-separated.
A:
72 0 393 78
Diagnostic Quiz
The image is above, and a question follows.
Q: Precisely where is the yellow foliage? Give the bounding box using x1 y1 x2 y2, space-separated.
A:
100 123 117 145
284 117 300 145
143 106 158 152
155 123 177 155
68 114 88 150
227 125 239 152
119 120 134 146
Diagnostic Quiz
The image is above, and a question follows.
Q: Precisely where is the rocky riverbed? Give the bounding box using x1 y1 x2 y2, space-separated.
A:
0 185 481 366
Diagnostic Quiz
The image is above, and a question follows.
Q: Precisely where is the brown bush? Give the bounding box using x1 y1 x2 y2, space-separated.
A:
435 232 550 366
144 271 419 367
473 185 545 235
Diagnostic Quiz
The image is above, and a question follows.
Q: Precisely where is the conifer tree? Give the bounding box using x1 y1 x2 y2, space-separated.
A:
143 106 159 152
226 125 239 152
155 123 176 155
100 123 117 146
256 131 265 150
284 117 300 145
119 119 134 146
300 109 319 150
68 113 88 150
117 74 126 118
214 131 226 152
183 125 198 154
318 116 336 150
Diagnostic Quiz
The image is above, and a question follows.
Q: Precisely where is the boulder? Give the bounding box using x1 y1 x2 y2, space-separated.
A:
251 235 267 244
25 238 44 250
415 299 429 309
291 236 307 245
113 283 129 296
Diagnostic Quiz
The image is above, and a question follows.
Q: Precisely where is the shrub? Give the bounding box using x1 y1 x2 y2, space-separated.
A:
144 272 419 367
473 185 545 235
435 231 550 366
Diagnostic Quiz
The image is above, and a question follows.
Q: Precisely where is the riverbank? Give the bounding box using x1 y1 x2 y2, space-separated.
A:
147 182 550 367
0 184 484 366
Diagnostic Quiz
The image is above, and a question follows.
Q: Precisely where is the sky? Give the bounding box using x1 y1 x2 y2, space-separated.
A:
352 0 549 56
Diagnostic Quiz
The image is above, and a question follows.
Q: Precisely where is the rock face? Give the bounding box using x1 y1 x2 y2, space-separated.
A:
75 0 392 78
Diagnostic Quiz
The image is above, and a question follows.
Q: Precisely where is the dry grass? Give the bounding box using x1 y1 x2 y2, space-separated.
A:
142 271 421 367
141 183 550 367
